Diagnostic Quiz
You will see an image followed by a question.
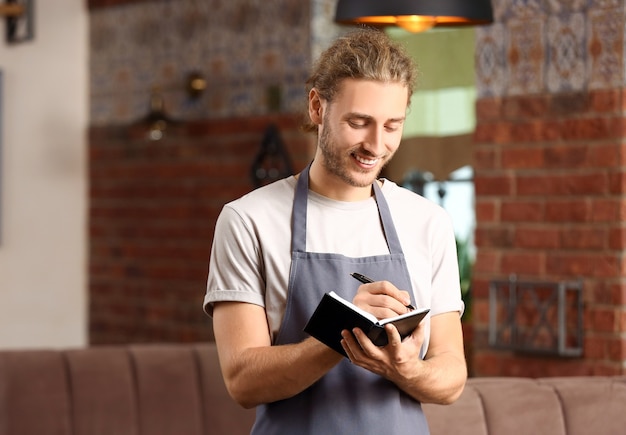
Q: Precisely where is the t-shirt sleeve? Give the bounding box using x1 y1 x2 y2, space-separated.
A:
203 205 266 317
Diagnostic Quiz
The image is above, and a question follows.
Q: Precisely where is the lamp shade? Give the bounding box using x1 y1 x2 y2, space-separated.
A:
335 0 493 32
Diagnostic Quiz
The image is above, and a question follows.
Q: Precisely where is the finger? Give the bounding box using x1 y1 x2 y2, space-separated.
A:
385 324 403 348
340 338 354 361
361 283 412 311
341 329 361 361
351 327 384 359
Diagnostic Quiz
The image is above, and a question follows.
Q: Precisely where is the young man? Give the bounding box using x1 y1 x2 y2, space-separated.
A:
204 27 467 434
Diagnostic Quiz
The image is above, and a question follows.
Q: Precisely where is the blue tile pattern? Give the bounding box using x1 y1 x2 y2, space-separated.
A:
476 0 624 97
90 0 313 126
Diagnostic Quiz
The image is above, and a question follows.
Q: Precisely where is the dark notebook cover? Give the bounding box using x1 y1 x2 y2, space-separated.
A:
304 291 430 357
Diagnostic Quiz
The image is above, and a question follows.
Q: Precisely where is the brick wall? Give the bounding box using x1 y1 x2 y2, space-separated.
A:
471 90 626 376
89 115 314 344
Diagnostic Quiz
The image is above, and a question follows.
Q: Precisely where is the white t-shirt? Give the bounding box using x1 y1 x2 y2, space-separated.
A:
204 176 463 349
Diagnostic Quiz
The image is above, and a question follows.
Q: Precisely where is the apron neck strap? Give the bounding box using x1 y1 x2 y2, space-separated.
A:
292 162 403 254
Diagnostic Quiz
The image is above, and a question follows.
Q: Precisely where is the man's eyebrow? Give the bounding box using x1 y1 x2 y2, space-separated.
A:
344 112 406 123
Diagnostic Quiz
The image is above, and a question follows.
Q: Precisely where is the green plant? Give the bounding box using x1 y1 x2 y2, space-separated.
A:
456 237 473 321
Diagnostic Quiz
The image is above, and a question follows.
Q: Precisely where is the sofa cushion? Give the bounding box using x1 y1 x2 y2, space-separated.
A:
194 344 256 434
130 344 204 435
423 376 626 435
422 381 489 435
66 347 139 435
539 377 626 435
0 350 72 435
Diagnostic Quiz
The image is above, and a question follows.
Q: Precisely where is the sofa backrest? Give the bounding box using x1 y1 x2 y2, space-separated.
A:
422 375 626 435
0 344 255 435
2 342 626 435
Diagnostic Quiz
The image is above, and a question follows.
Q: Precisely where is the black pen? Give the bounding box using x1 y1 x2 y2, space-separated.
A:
350 272 416 310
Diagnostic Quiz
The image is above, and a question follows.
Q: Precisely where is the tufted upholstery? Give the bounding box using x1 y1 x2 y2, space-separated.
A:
422 375 626 435
0 344 255 435
1 343 625 435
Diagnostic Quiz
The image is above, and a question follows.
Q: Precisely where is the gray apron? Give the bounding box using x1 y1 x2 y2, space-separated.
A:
251 164 429 434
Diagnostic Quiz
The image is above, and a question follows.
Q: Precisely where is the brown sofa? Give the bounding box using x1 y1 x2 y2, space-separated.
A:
1 343 625 435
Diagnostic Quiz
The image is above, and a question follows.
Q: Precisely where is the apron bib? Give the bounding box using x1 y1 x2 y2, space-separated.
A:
251 164 429 435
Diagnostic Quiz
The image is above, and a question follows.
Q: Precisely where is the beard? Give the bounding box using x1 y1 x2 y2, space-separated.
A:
318 116 393 188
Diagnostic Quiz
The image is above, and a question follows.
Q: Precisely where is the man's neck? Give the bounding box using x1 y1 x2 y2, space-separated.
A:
307 162 377 202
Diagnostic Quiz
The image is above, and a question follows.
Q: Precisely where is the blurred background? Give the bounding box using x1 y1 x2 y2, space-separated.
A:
0 0 624 378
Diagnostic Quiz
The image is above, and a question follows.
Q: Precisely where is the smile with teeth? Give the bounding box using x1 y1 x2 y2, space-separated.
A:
354 154 378 165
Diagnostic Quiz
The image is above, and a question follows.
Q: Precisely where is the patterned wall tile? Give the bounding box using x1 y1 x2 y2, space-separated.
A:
506 19 545 96
89 0 312 126
588 0 622 10
477 1 625 98
476 24 508 98
311 0 344 62
546 13 586 93
507 0 547 19
547 0 590 13
587 6 625 90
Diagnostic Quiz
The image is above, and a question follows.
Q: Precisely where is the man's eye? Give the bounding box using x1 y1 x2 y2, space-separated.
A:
348 120 367 128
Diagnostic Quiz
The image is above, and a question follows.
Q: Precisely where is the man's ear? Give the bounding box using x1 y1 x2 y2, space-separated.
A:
308 88 324 125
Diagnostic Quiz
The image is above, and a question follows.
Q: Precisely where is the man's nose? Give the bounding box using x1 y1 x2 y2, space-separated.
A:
363 126 385 155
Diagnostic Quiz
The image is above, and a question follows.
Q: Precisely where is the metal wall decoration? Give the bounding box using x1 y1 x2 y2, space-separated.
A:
489 275 583 357
250 124 293 188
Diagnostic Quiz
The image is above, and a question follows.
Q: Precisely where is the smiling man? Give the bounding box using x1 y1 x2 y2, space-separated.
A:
204 27 467 434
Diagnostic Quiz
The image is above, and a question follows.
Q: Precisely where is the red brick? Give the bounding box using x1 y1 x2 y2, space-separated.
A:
592 254 622 278
471 278 490 299
515 227 560 249
475 200 498 222
472 352 506 377
592 198 621 222
620 201 626 219
516 174 554 196
474 174 514 196
475 122 515 144
549 92 589 116
474 250 501 274
546 253 595 276
501 252 544 275
561 117 622 141
472 299 490 325
566 173 609 195
588 143 623 168
584 335 608 359
89 114 312 344
591 308 617 333
591 363 625 376
608 171 626 194
538 120 563 141
544 144 588 168
589 89 623 113
474 226 514 248
609 337 626 361
509 121 546 143
609 282 626 305
501 200 544 222
620 310 626 332
502 95 549 119
475 98 501 122
473 146 498 170
545 200 590 222
474 122 499 143
501 147 544 169
560 227 607 250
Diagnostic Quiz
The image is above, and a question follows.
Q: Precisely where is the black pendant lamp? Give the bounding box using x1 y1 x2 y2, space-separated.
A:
335 0 494 33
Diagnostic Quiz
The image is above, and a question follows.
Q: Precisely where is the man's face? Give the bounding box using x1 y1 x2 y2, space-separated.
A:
317 78 409 189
